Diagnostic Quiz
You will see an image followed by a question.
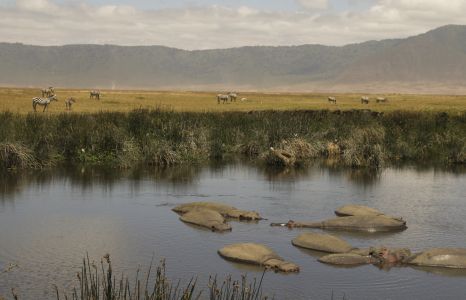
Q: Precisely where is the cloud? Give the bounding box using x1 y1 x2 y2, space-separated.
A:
16 0 59 12
296 0 329 10
0 0 465 49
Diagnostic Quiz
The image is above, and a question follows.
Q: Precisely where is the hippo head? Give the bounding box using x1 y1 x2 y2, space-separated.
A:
369 247 412 266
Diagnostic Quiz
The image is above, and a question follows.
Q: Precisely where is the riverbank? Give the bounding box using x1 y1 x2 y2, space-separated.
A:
0 110 464 169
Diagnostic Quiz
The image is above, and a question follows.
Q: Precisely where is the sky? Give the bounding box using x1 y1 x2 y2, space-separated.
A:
0 0 465 49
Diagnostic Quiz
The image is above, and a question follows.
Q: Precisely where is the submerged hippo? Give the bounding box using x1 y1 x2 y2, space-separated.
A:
218 243 299 273
292 232 353 253
335 205 385 217
318 253 377 266
408 248 466 269
271 215 406 232
318 247 411 267
179 209 231 232
370 247 412 264
173 202 262 220
335 204 403 222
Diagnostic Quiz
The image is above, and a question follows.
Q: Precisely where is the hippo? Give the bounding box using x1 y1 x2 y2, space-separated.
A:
173 202 262 220
179 209 231 232
271 215 407 232
335 204 403 222
218 243 299 273
292 232 354 253
334 205 385 217
318 253 377 266
369 247 412 265
408 248 466 269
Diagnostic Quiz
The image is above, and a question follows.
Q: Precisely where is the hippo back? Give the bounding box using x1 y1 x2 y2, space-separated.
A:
408 248 466 268
218 243 281 265
322 215 406 232
292 232 353 253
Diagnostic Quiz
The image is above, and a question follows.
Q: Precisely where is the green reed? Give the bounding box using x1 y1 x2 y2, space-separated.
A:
53 254 268 300
0 109 463 170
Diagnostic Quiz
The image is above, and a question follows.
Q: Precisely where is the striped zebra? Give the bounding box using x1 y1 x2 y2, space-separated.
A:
90 90 100 100
65 97 76 110
217 94 230 104
32 95 58 112
328 96 336 104
361 96 370 104
41 87 55 97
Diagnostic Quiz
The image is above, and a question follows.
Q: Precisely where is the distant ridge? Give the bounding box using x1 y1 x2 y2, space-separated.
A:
1 25 466 93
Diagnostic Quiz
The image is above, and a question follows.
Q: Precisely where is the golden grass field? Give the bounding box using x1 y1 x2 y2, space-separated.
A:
0 87 465 114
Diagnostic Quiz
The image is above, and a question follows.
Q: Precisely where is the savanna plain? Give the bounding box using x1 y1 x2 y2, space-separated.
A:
1 87 466 113
0 86 465 300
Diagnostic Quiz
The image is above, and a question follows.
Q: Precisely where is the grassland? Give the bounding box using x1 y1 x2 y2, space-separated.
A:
0 87 464 170
0 87 465 113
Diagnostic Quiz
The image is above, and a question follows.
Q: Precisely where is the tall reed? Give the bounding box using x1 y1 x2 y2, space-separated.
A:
54 254 269 300
0 110 463 169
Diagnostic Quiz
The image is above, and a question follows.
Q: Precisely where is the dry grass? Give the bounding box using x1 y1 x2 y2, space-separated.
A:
0 87 465 114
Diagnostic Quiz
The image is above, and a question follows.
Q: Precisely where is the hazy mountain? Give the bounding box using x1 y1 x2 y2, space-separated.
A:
1 25 466 92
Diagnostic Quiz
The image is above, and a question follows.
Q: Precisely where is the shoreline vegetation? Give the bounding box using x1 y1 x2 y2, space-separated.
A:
5 254 270 300
0 109 464 170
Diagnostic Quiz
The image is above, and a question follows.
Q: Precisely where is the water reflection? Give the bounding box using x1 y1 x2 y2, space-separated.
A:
1 162 464 203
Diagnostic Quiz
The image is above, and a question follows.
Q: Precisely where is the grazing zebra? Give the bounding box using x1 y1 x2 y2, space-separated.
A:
328 97 337 104
32 95 58 112
361 96 370 104
376 97 388 103
228 92 238 102
90 90 100 100
217 94 230 104
41 87 55 97
65 97 76 110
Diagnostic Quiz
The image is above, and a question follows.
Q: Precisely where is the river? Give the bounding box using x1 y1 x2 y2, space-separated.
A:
0 163 465 299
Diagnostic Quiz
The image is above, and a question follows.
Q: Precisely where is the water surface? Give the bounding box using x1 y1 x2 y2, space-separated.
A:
0 163 465 299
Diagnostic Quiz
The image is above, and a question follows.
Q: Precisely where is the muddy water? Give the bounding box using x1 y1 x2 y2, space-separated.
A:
0 164 465 299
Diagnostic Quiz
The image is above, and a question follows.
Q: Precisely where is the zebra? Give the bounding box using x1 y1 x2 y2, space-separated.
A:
65 97 76 110
217 94 230 104
361 96 370 104
328 97 336 104
41 87 55 97
228 92 238 102
32 95 58 112
376 97 388 103
90 90 100 100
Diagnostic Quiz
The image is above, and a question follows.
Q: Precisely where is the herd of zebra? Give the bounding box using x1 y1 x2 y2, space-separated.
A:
32 88 101 112
327 96 388 104
216 92 247 104
31 88 389 112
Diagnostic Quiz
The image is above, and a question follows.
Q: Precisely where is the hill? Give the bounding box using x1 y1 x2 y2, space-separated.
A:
1 25 466 93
